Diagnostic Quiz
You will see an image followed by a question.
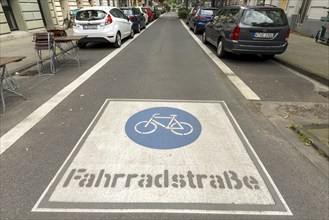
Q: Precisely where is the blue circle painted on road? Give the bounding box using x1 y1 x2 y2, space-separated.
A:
125 107 202 149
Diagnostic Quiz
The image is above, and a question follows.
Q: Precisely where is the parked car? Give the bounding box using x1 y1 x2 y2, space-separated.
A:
135 6 149 25
186 7 198 24
189 7 219 34
156 6 166 14
149 6 158 19
202 4 290 59
121 7 146 33
143 6 154 23
74 6 134 48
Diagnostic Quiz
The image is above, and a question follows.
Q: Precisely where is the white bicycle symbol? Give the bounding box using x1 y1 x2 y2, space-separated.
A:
135 113 193 136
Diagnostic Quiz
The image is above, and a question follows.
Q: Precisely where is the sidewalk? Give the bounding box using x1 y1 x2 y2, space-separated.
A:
0 29 74 74
275 33 329 84
0 31 328 157
274 33 329 158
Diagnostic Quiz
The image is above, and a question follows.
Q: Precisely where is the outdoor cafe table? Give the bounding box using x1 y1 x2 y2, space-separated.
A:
54 35 87 66
0 56 27 114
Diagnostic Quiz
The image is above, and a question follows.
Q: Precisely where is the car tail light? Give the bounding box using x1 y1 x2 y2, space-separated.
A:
198 16 206 21
285 27 290 41
232 25 240 40
105 15 113 25
129 15 137 21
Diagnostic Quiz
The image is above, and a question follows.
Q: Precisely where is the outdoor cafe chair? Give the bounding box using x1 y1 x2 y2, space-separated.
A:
33 32 57 74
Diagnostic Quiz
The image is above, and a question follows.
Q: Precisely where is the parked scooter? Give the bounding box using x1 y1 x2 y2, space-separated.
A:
315 7 329 45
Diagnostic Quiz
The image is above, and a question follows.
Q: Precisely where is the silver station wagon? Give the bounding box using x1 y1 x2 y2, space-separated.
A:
202 4 290 59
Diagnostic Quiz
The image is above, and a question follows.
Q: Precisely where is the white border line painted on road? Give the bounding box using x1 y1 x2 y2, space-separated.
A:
180 20 261 101
0 21 158 155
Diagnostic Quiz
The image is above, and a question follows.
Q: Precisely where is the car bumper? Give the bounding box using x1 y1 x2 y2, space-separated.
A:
131 23 140 31
196 22 206 31
73 26 116 43
225 40 288 55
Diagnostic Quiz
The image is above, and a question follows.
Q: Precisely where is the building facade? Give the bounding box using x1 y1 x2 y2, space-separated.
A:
1 0 328 39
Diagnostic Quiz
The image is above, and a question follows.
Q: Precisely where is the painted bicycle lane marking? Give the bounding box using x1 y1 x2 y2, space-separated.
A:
125 107 201 149
33 100 291 215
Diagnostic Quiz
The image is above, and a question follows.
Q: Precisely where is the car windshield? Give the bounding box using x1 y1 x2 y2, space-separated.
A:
241 9 288 26
76 10 107 21
200 9 216 16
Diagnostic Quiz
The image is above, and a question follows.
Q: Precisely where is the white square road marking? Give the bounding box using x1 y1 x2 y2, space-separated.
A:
33 100 291 215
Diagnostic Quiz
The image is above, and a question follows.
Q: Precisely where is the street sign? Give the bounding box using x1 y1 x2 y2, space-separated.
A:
33 100 291 215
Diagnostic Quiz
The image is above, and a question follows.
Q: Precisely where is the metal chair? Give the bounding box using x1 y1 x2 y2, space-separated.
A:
47 29 73 61
33 32 57 74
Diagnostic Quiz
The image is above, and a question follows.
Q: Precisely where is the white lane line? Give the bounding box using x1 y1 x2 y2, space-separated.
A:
0 21 158 155
180 20 261 101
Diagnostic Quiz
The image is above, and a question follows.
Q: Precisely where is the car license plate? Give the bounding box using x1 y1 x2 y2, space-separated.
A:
253 32 274 38
83 25 98 30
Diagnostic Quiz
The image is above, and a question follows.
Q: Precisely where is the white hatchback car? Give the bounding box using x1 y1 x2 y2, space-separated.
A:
135 7 149 25
74 6 134 48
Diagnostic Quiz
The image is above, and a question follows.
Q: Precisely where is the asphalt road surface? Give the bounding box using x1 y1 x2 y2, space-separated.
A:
1 13 328 220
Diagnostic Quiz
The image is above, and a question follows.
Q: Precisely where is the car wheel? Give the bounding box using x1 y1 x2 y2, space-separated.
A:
113 32 121 48
77 42 86 49
129 28 134 39
193 25 198 34
217 38 226 58
202 31 208 44
136 23 141 33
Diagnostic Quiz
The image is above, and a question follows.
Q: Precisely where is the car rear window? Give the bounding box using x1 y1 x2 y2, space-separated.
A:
76 10 107 21
122 9 133 16
132 7 141 15
200 9 216 16
241 8 288 26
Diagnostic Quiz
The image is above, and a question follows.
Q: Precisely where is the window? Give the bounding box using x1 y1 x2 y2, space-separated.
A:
0 0 18 30
132 7 141 15
76 10 107 20
241 9 288 26
116 9 126 19
200 9 216 16
110 9 120 18
212 9 223 22
227 9 240 24
122 9 133 16
215 9 230 25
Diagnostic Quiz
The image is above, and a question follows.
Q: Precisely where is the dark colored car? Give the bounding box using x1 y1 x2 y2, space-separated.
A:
202 4 290 59
121 7 146 33
186 7 198 24
189 7 219 34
